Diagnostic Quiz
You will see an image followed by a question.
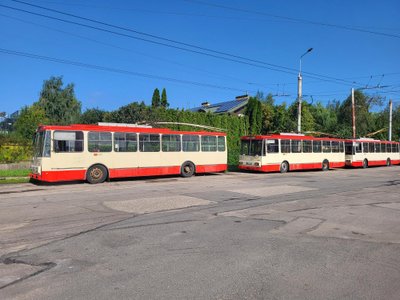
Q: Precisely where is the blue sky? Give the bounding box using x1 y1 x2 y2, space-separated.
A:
1 0 400 115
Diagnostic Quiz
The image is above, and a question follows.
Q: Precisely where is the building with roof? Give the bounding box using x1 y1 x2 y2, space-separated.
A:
190 95 249 115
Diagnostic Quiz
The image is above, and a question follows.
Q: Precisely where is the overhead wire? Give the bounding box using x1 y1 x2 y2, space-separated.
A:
4 0 364 86
0 12 269 89
185 0 400 40
0 47 256 93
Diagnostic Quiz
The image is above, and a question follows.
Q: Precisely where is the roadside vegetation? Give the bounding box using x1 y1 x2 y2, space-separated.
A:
1 75 399 171
0 168 30 184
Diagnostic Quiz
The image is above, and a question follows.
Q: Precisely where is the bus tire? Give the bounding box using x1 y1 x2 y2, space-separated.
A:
322 159 329 171
280 161 289 173
363 159 368 169
181 161 195 178
87 164 108 184
386 158 391 166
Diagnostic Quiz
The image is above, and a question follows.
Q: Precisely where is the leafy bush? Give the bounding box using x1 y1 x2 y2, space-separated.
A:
0 144 32 163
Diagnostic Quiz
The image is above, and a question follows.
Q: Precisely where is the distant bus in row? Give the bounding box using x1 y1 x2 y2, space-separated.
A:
239 134 400 173
30 123 227 183
344 138 400 167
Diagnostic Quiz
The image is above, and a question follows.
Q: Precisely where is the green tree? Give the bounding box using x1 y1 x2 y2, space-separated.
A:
338 90 378 137
245 97 262 135
161 88 169 108
80 108 107 124
151 88 161 108
260 93 275 134
37 76 81 124
14 105 49 140
288 101 315 132
311 102 338 134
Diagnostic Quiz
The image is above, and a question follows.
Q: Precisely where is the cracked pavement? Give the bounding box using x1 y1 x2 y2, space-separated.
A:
1 168 400 299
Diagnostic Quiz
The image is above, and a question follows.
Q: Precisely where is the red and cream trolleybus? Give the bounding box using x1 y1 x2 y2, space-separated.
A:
238 134 345 173
30 123 227 183
344 138 400 168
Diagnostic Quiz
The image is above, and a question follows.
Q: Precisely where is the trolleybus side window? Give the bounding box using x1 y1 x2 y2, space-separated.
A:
88 131 112 152
139 134 160 152
381 143 387 152
183 135 200 152
313 140 322 153
201 135 217 152
54 131 83 153
281 139 290 153
302 140 312 153
217 136 226 152
114 132 137 152
363 142 369 153
392 144 397 153
375 143 381 153
339 141 344 153
355 142 362 153
291 140 302 153
266 139 279 153
331 141 340 153
369 143 375 153
162 134 181 152
322 141 331 153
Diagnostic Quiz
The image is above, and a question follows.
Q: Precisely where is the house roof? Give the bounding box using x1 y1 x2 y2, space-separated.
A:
190 98 249 114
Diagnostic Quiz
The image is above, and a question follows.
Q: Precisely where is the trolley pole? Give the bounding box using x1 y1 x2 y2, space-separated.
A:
351 88 356 139
389 99 393 141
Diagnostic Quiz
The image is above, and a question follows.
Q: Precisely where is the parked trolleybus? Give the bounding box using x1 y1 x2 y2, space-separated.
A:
238 134 346 173
30 123 227 183
345 138 400 168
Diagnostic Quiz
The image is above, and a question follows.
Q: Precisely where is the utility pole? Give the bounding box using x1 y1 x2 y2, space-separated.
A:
351 88 356 139
297 48 313 133
297 73 302 133
389 99 392 141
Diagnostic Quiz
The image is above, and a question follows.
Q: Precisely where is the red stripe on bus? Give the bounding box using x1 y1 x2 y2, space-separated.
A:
30 170 86 182
239 161 345 172
348 159 400 168
30 164 227 182
109 166 181 178
195 164 227 173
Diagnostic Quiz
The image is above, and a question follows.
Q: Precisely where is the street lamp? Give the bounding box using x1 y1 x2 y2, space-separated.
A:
297 47 313 133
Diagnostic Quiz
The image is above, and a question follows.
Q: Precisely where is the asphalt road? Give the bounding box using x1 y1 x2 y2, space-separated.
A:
1 167 400 299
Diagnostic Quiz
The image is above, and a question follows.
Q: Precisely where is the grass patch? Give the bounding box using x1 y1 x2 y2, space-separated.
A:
0 177 30 184
0 169 30 177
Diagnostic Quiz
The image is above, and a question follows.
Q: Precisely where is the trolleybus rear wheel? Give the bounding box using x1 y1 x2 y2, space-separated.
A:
280 161 289 173
181 161 195 178
322 159 329 171
87 164 108 184
386 158 391 166
363 159 368 169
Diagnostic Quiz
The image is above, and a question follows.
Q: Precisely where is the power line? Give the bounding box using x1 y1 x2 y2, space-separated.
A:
4 0 361 86
185 0 400 40
0 47 256 93
0 3 300 76
0 12 269 89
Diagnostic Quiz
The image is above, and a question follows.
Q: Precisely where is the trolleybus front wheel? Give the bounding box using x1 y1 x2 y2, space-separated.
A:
386 158 391 166
280 161 289 173
181 161 195 178
322 159 329 171
87 164 108 184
